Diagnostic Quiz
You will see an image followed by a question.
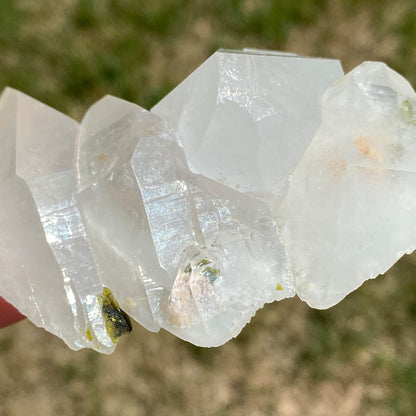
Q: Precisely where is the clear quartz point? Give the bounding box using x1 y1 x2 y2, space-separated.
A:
77 96 294 347
152 49 344 209
0 89 129 353
1 52 415 353
277 62 416 308
132 127 294 346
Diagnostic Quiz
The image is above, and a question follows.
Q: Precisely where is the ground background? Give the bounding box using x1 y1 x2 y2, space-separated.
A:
1 1 416 415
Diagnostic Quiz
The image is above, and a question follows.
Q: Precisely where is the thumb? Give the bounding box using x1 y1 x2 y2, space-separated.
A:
0 297 26 329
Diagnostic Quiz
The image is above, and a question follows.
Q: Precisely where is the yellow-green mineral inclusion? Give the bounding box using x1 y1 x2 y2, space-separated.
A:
99 287 133 343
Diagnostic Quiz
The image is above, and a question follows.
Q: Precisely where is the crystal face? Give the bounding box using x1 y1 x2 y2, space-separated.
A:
277 62 416 308
77 96 294 347
0 50 415 353
152 50 343 207
0 89 125 353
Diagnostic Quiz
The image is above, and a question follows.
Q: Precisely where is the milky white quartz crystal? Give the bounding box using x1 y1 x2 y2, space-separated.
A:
77 96 294 347
1 50 415 353
152 49 343 208
277 62 416 308
0 89 129 353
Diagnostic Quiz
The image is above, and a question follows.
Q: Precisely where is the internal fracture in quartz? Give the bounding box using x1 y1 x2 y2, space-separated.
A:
0 49 415 353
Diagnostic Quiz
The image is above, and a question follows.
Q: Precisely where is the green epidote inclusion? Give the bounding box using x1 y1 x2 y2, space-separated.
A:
98 287 133 343
201 267 221 283
399 99 416 125
197 259 212 267
184 258 220 283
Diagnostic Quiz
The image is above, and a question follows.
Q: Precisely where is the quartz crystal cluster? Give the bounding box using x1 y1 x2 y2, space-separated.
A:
1 49 415 353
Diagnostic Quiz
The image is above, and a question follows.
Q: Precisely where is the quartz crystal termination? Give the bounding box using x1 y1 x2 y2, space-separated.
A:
77 96 294 347
1 49 416 353
152 49 343 208
0 89 131 353
278 62 416 309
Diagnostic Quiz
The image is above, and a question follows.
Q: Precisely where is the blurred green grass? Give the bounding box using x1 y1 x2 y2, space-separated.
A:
1 1 416 415
0 0 333 116
1 0 415 111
